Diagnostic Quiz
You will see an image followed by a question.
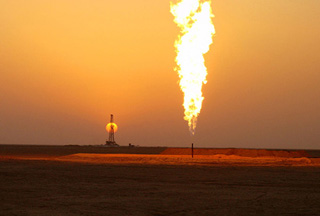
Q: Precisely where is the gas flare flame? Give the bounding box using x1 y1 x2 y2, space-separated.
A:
170 0 215 135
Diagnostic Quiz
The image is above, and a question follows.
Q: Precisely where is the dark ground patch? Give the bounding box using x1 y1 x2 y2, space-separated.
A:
1 159 320 216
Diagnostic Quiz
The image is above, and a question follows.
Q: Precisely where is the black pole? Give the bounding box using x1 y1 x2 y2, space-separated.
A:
192 143 194 158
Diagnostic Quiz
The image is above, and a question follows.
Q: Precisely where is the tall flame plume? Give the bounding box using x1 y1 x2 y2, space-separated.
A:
171 0 216 135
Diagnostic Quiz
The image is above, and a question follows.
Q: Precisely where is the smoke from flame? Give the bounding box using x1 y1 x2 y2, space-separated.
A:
170 0 215 135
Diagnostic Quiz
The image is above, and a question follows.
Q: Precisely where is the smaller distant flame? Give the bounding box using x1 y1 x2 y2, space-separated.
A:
106 123 118 133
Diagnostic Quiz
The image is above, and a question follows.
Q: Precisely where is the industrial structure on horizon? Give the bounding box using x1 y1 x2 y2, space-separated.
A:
106 114 119 147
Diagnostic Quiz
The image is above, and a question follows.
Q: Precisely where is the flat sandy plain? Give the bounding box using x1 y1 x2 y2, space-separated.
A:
1 145 320 215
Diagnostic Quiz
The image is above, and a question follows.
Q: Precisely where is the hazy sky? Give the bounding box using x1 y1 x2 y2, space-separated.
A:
1 0 319 149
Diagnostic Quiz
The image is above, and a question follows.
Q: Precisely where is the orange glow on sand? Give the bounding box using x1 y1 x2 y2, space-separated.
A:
1 153 320 167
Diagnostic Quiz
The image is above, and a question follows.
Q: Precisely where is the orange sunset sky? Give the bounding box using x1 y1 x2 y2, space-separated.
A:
0 0 319 149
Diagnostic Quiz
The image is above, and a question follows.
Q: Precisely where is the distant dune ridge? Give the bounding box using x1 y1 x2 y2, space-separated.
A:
160 148 311 158
1 145 320 166
0 145 313 158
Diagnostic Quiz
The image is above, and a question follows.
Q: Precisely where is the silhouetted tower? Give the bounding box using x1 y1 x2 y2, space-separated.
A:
108 114 115 143
106 114 119 146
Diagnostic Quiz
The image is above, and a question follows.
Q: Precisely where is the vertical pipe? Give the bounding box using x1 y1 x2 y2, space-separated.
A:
192 143 194 158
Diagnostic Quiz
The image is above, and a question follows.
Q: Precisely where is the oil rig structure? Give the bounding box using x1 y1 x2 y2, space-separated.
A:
106 114 119 147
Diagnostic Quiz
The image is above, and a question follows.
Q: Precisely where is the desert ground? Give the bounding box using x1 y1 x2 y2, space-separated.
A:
1 145 320 215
